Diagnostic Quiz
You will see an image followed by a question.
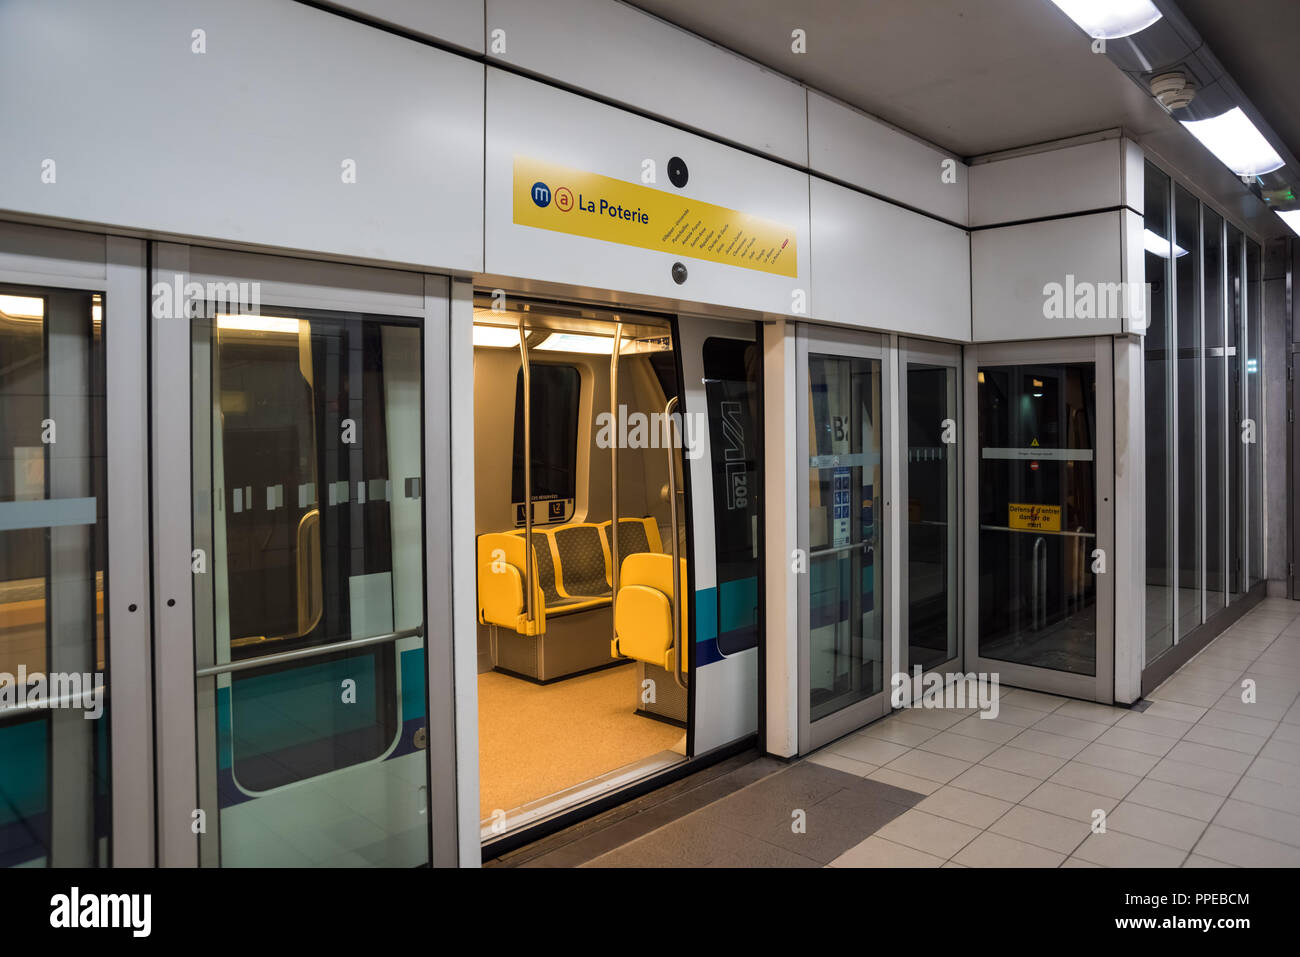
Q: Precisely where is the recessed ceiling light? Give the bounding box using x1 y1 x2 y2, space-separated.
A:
535 333 616 355
1181 107 1285 178
1277 210 1300 238
216 313 301 334
473 324 521 348
1047 0 1162 39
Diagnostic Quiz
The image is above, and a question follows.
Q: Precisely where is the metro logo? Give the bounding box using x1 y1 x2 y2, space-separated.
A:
512 156 798 278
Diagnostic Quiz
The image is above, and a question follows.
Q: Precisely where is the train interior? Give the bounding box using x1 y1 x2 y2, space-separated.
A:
472 295 690 837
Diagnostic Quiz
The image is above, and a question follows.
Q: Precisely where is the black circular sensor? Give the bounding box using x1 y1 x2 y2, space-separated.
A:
671 262 688 285
667 156 688 188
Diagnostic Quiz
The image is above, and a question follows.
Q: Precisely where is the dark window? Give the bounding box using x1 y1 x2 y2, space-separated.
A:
511 364 580 515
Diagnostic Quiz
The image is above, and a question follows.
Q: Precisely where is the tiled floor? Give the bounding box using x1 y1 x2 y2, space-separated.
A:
576 597 1300 867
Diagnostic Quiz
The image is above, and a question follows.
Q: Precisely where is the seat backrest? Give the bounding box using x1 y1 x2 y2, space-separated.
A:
551 523 611 597
601 517 663 567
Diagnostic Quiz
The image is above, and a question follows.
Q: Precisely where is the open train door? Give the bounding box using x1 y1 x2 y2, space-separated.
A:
675 315 764 756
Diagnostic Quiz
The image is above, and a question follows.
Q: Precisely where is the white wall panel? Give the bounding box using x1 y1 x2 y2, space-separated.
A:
318 0 485 53
0 0 484 272
972 212 1124 340
486 0 808 165
808 92 968 226
485 68 811 317
970 139 1127 228
809 178 970 341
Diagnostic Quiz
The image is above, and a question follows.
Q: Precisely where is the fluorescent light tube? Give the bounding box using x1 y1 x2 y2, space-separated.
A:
1047 0 1161 39
1181 107 1285 178
473 324 522 348
1277 210 1300 238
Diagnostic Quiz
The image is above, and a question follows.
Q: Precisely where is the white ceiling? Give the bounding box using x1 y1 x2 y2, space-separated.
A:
630 0 1295 238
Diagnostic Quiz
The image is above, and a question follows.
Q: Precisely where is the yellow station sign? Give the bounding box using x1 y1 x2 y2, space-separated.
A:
1008 503 1061 532
512 156 798 278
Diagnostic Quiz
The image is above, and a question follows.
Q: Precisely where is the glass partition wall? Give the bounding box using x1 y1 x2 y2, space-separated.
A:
1142 161 1266 691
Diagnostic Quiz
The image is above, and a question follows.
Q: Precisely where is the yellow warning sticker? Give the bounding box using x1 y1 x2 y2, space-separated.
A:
1008 503 1061 531
512 156 798 277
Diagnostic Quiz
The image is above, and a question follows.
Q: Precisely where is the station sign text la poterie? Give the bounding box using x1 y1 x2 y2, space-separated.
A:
512 157 798 278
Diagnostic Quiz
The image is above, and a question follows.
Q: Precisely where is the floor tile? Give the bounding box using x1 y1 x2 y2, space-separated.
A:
1180 723 1268 756
1007 727 1089 760
1147 758 1242 797
949 764 1041 802
1095 725 1177 757
1072 831 1187 867
828 835 944 868
860 717 941 747
916 731 1002 763
866 767 944 796
1073 741 1161 777
882 748 972 784
988 805 1090 854
952 831 1065 867
980 745 1067 779
914 785 1014 829
1049 761 1141 799
1125 778 1225 822
1106 801 1207 851
1022 781 1119 819
875 808 981 859
1055 700 1126 725
1193 824 1300 867
806 750 877 777
1228 775 1300 815
951 715 1025 744
829 734 912 766
1212 798 1300 847
1167 740 1255 775
1032 713 1112 742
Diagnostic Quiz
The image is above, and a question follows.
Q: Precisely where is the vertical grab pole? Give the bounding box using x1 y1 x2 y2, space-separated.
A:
518 315 533 625
610 322 623 646
1031 535 1046 632
666 396 686 689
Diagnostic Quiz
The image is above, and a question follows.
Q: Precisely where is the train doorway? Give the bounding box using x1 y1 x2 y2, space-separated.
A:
473 296 692 840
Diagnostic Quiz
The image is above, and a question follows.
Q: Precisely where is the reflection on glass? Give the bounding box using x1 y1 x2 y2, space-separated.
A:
1143 162 1174 663
807 354 882 721
977 364 1097 676
193 306 427 867
1203 207 1226 617
703 337 761 656
0 286 109 867
1246 240 1264 586
1226 223 1243 600
906 363 957 671
1174 185 1202 638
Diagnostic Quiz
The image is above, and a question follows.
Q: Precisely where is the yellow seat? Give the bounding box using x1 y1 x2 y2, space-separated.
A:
476 532 546 636
612 552 688 672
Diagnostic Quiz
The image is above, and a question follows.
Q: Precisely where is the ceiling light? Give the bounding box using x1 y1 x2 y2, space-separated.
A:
1143 228 1189 258
1181 107 1285 178
1047 0 1162 39
1277 210 1300 239
0 294 44 319
473 324 522 348
535 333 616 355
216 313 301 334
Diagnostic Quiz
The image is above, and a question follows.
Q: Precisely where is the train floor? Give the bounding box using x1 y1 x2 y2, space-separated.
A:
478 662 686 820
493 598 1300 867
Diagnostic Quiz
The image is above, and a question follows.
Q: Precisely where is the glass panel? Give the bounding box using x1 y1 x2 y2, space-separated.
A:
1226 224 1244 600
807 353 883 721
1203 207 1226 618
1174 185 1202 639
977 363 1097 676
193 305 428 867
906 362 957 671
511 363 579 526
1246 240 1263 586
703 337 761 656
0 285 109 867
1143 163 1174 663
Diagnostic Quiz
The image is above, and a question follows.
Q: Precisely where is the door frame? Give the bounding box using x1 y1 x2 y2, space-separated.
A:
963 336 1115 703
796 324 893 752
0 220 153 865
898 338 964 682
149 243 459 866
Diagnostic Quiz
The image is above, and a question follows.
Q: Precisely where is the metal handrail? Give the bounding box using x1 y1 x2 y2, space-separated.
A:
195 626 421 678
518 314 533 624
665 396 686 690
609 322 623 647
1031 536 1046 631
